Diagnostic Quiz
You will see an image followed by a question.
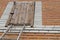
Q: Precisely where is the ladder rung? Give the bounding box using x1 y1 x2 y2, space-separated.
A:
6 32 19 34
0 38 16 40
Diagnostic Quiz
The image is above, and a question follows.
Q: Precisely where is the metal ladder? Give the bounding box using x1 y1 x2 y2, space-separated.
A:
0 1 26 40
0 1 35 40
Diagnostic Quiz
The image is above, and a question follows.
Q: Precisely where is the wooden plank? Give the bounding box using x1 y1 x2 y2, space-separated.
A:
10 2 34 26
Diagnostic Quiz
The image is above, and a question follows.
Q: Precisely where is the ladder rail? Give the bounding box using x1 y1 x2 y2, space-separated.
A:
0 24 13 39
17 3 26 40
0 1 17 39
17 25 25 40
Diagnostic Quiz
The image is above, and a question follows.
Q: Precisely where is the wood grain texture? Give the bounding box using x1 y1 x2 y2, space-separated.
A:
10 2 34 26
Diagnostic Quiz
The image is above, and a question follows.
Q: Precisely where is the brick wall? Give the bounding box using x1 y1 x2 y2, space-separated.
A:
42 0 60 25
1 0 60 25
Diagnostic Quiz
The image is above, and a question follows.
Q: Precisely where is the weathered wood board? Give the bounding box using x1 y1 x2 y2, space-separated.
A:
10 2 34 26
